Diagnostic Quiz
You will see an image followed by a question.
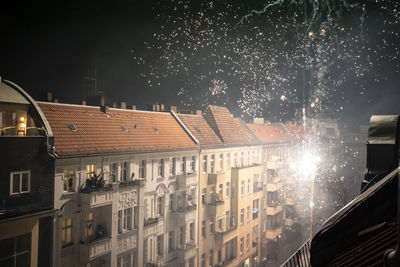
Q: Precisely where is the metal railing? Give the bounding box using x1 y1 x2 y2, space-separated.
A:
281 240 311 267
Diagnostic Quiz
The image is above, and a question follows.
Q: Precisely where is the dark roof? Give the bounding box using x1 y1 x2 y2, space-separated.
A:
38 102 198 157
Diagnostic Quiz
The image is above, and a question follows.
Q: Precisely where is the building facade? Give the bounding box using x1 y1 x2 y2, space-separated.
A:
0 79 55 267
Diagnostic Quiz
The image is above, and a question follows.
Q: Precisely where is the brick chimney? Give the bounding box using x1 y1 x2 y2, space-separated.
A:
160 104 165 112
47 92 53 102
169 106 177 113
196 110 202 115
132 105 137 110
82 100 87 106
120 102 126 109
156 104 160 112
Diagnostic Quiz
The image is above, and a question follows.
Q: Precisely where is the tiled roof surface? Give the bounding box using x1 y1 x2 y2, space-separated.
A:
285 123 307 139
177 114 223 147
247 124 293 144
202 105 260 146
38 102 197 157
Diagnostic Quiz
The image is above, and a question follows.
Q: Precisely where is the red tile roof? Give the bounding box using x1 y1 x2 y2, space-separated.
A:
38 102 198 157
285 123 307 139
177 114 223 147
247 124 293 144
202 105 260 146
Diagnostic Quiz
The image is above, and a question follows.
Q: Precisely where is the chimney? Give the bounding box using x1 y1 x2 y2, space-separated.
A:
82 100 87 106
169 106 177 113
112 102 118 108
196 110 202 115
160 104 165 112
54 99 59 103
101 105 110 114
121 102 126 109
253 118 265 125
153 104 156 111
156 104 160 112
132 105 136 110
47 92 53 102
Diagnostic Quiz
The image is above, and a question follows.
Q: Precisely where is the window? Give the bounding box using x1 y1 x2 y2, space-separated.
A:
218 184 223 195
168 231 174 251
124 208 133 230
226 211 230 230
86 164 96 179
158 159 164 177
181 157 186 174
0 233 31 267
10 171 30 195
218 154 223 171
210 154 215 173
210 217 215 234
121 161 129 182
202 155 207 173
201 220 206 238
240 237 244 254
246 234 250 250
85 212 94 241
218 249 222 263
119 208 133 233
247 151 251 165
157 196 163 216
179 227 184 246
61 218 72 246
63 169 75 192
240 209 244 224
190 222 194 241
247 179 251 194
190 156 196 172
218 219 223 230
225 182 230 198
209 249 214 267
201 188 207 205
117 251 134 267
240 180 244 196
139 160 146 179
247 206 250 222
241 152 244 166
169 193 174 211
225 153 230 170
157 235 163 256
253 199 259 220
201 253 206 267
170 158 176 176
110 163 118 183
234 152 238 167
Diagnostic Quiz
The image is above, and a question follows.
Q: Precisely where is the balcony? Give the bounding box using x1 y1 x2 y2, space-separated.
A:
176 242 197 261
267 160 284 169
266 226 282 240
175 205 197 222
117 230 137 253
266 202 283 215
177 173 197 189
285 197 296 206
80 188 113 208
208 172 225 185
215 226 238 243
253 182 263 192
80 236 111 261
144 217 164 237
266 181 283 192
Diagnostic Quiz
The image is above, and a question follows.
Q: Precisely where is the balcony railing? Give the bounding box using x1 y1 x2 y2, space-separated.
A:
280 240 311 267
80 235 112 261
253 182 263 192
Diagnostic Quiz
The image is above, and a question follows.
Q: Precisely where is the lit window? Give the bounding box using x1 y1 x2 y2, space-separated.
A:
86 165 96 179
61 218 72 246
10 171 30 195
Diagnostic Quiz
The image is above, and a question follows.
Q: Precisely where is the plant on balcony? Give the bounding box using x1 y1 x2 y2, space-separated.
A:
80 174 105 193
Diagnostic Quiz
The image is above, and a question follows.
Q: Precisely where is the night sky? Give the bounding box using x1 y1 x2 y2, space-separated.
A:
1 0 399 125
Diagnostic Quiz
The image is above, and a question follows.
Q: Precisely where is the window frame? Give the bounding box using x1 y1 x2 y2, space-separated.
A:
10 170 30 195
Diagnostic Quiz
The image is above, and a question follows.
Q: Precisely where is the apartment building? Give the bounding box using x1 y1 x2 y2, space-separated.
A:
247 122 299 264
38 101 200 267
177 105 263 267
0 79 54 267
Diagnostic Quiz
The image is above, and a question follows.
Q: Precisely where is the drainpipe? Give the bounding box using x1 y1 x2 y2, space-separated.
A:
384 167 400 266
